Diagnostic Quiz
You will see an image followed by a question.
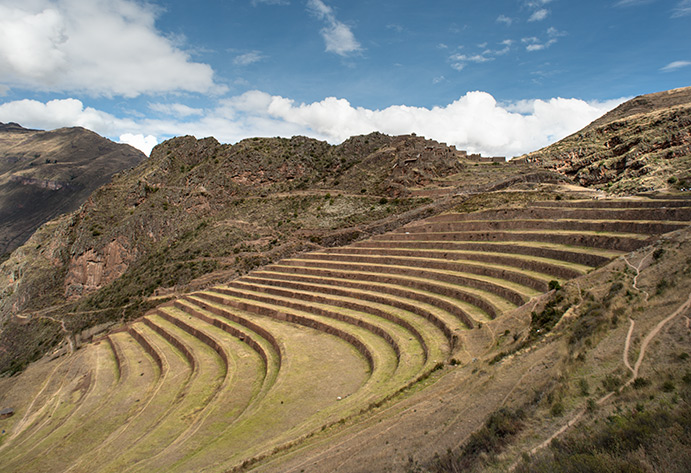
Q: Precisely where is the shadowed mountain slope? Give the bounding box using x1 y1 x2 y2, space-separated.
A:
0 123 146 257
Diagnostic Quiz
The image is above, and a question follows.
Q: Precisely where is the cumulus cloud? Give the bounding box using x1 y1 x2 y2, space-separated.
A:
661 60 691 71
496 15 513 25
0 0 223 97
119 133 158 155
0 91 625 157
306 0 361 56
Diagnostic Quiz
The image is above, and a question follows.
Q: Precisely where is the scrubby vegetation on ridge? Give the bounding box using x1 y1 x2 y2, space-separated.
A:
0 89 690 473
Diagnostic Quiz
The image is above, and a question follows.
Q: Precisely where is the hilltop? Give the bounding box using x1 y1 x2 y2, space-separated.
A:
0 88 689 473
517 86 691 194
0 123 146 258
2 131 539 374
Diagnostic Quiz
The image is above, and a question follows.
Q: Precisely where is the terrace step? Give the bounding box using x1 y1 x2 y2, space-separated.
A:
399 218 686 235
67 322 196 472
97 314 227 472
178 295 284 376
152 303 374 471
349 239 618 268
526 198 691 209
228 278 444 363
371 230 651 252
282 255 552 293
206 285 422 376
194 290 381 376
0 344 115 471
2 334 155 473
263 262 526 318
125 306 271 472
241 272 461 350
420 206 691 222
318 247 591 280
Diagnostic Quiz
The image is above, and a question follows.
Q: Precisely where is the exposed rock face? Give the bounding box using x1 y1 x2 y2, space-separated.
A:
64 238 136 299
516 87 691 194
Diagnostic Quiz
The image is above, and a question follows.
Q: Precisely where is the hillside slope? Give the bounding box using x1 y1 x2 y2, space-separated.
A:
0 192 687 473
516 86 691 194
0 89 689 472
0 123 146 257
2 132 526 374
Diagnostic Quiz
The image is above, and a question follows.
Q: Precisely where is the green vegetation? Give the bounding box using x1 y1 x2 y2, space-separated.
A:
418 407 525 473
515 402 691 473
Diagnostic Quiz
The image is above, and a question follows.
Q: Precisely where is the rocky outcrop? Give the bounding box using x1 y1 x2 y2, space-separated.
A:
517 89 691 194
9 175 76 191
64 238 136 299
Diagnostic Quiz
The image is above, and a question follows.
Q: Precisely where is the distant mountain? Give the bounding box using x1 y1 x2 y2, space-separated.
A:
516 86 691 194
0 123 146 257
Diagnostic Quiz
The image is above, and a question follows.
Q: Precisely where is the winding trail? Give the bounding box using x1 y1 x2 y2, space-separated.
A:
521 290 691 463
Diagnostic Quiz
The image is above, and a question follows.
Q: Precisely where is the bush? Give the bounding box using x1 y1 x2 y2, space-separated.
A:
426 407 525 472
632 377 651 389
548 280 561 291
515 405 691 473
602 373 623 392
551 400 565 417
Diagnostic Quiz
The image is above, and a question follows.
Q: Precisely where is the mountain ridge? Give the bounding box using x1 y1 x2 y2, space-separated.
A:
0 88 689 473
0 123 147 258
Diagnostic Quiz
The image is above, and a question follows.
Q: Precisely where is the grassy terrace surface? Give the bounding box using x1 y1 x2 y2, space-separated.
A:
1 196 687 472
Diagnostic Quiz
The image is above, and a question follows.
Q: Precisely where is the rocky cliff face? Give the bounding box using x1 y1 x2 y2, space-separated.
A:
64 238 137 300
517 87 691 194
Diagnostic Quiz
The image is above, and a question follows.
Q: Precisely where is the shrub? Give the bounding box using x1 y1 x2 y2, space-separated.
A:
632 377 651 389
425 407 525 472
551 400 565 417
548 280 561 291
602 373 623 392
661 380 675 392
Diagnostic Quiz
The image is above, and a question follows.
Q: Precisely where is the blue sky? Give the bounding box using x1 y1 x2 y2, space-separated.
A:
0 0 689 157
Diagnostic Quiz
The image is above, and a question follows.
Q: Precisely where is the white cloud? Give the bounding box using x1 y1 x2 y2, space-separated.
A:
0 0 223 97
522 28 562 51
449 39 514 70
661 60 691 71
0 91 626 158
306 0 361 56
496 15 513 25
149 103 204 118
673 0 691 17
234 51 265 66
119 133 157 155
528 8 549 21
